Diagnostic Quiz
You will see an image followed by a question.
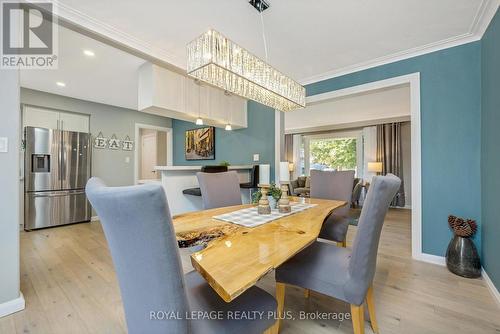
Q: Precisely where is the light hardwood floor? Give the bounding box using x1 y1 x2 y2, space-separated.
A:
1 209 499 333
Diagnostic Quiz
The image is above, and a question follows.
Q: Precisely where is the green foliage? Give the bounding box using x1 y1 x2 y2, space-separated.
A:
252 183 282 204
219 161 230 167
309 138 357 170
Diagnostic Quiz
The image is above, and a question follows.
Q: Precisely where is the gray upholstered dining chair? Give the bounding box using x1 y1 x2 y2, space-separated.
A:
86 178 276 334
197 171 242 209
274 174 401 334
310 169 355 247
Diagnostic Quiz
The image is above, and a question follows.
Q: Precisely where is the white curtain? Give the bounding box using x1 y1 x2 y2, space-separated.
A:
292 134 302 179
363 126 377 182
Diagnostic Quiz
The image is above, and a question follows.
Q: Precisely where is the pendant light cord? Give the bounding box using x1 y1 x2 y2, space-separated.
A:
259 3 269 62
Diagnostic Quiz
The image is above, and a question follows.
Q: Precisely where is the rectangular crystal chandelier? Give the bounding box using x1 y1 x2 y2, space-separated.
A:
187 29 306 112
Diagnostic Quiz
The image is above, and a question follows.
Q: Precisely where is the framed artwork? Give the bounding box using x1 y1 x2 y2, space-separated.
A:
185 126 215 160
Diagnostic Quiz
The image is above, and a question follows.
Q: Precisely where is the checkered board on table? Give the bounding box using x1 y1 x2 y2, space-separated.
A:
213 202 318 228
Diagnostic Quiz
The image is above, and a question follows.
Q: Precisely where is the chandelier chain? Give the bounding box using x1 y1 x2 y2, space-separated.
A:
259 3 269 62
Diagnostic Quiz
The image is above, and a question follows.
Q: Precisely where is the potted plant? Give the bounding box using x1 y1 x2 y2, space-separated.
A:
445 215 481 278
252 183 282 209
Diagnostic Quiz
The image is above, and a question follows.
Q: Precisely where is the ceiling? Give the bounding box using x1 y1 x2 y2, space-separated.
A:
20 24 146 110
54 0 496 84
285 84 410 132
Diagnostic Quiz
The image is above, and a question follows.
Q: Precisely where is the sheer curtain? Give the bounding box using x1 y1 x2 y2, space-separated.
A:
377 122 406 207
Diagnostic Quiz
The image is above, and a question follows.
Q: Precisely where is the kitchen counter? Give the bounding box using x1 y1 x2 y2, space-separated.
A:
154 165 253 171
154 165 254 215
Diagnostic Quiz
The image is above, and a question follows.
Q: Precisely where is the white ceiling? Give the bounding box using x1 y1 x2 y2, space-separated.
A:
20 24 146 110
285 84 410 132
54 0 496 84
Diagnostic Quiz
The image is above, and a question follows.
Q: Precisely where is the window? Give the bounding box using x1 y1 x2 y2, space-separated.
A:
301 131 363 176
309 137 357 172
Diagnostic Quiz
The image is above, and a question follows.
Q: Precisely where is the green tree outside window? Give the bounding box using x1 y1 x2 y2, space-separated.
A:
309 138 357 170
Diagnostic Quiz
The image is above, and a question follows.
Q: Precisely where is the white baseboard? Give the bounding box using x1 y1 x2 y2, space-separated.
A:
414 253 446 266
0 292 25 318
482 268 500 308
91 215 99 222
416 255 500 308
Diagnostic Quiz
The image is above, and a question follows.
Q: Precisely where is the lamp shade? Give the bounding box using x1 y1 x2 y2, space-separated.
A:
279 161 290 182
288 162 295 172
367 162 383 173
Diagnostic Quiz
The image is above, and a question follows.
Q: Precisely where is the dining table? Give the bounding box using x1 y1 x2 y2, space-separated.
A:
172 197 346 304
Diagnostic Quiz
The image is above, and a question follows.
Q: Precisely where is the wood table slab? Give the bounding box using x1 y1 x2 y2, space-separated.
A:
172 197 346 302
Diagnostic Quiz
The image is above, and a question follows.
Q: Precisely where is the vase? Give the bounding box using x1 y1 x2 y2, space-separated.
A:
267 196 277 209
445 235 481 278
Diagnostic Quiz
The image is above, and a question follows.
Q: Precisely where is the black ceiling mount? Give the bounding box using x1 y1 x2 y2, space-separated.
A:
249 0 269 12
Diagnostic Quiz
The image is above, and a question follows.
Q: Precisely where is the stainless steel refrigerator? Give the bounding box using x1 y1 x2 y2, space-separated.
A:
24 126 92 230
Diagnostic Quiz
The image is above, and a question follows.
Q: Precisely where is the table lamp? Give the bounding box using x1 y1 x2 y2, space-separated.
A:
367 162 383 175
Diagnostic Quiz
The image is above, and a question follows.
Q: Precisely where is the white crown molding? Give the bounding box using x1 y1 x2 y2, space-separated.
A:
48 0 185 69
0 292 25 318
299 0 500 85
469 0 500 37
42 0 498 87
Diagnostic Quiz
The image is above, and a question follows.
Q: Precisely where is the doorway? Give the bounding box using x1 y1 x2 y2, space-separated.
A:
134 123 173 184
296 73 421 260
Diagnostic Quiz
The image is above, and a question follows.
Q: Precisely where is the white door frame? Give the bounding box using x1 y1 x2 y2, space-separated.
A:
304 73 423 261
134 123 173 185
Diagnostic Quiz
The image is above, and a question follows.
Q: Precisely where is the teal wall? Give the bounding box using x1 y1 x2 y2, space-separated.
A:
306 42 482 256
173 101 276 179
481 9 500 291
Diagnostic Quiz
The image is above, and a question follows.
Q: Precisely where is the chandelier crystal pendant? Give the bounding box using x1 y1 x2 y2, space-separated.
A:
186 29 306 112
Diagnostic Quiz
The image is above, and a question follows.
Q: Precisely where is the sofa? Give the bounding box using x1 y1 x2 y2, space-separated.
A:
290 175 363 204
289 176 310 196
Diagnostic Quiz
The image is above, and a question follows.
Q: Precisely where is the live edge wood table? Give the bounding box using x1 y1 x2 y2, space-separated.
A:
172 197 346 303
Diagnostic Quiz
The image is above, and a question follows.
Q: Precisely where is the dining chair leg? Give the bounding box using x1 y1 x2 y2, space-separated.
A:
366 285 379 334
337 240 347 248
263 321 279 334
304 288 310 298
350 304 365 334
275 282 286 333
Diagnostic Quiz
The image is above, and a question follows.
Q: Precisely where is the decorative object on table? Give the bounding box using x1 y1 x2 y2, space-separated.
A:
108 134 121 150
214 202 317 228
258 164 270 185
93 132 107 149
257 185 271 215
122 135 134 151
445 215 481 278
219 161 230 167
252 183 282 209
185 126 215 160
278 185 291 214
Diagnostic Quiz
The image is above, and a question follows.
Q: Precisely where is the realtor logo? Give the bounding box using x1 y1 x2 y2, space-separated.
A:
1 1 58 69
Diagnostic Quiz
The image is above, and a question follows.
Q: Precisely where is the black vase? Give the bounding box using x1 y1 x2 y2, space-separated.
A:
445 235 481 278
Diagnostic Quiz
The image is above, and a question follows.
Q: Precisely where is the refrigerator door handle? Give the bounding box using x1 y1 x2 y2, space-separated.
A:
33 191 70 198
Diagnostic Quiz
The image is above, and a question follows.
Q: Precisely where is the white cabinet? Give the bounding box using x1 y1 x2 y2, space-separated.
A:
59 112 89 133
23 106 59 130
23 106 90 133
138 63 248 129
